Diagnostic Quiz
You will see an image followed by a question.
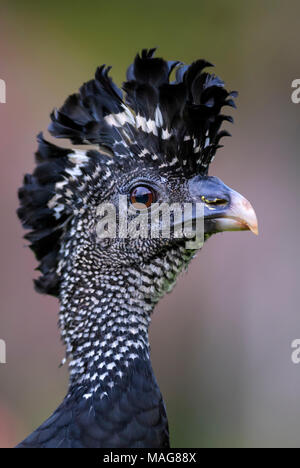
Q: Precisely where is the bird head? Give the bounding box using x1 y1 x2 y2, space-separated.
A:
18 49 258 298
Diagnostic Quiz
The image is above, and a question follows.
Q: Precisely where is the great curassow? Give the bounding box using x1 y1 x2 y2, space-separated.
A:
17 49 258 448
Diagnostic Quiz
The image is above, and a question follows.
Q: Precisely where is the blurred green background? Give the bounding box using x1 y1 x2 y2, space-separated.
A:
0 0 300 448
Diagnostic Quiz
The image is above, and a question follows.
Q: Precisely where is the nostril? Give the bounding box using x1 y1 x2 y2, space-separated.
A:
201 196 228 206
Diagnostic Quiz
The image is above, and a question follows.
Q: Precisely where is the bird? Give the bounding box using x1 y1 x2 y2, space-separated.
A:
17 48 258 448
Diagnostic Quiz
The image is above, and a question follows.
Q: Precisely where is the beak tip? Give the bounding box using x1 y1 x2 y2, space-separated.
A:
220 190 259 236
247 211 259 236
249 225 259 236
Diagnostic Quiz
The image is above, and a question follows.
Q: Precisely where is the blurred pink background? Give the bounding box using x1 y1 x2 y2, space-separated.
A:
0 0 300 447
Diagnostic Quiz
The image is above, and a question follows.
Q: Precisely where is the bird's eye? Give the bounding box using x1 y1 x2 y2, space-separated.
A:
130 185 157 209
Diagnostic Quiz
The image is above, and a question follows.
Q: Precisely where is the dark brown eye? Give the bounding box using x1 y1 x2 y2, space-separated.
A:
130 185 157 209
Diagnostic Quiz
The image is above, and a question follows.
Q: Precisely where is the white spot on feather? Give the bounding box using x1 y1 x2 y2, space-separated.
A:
155 106 164 127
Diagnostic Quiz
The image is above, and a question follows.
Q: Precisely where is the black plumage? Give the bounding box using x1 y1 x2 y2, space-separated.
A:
17 49 257 448
18 360 169 448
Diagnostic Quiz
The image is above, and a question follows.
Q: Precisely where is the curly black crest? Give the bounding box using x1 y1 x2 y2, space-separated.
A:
17 48 237 297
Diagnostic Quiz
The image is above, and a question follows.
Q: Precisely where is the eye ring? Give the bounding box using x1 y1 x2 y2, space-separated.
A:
130 185 157 209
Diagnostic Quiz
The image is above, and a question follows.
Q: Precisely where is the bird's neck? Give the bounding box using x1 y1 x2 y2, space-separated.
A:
59 245 194 395
60 274 152 395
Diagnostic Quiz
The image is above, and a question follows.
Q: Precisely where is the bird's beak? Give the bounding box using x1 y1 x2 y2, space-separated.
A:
188 175 259 236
